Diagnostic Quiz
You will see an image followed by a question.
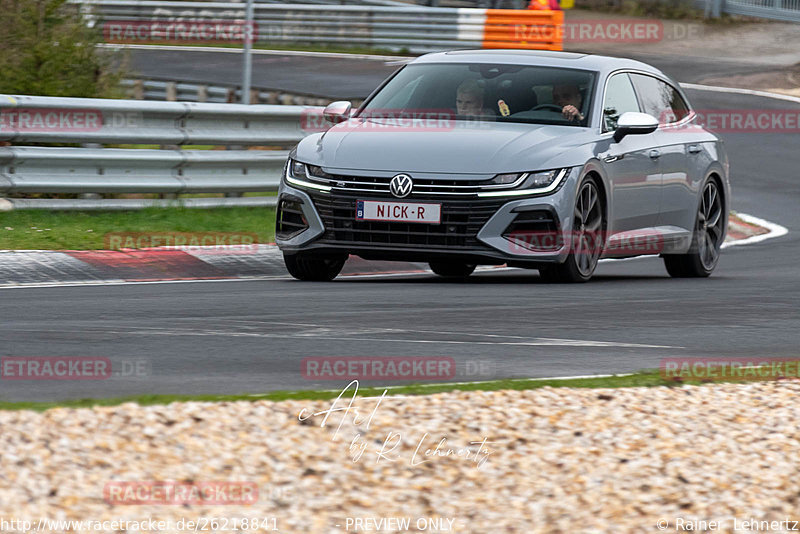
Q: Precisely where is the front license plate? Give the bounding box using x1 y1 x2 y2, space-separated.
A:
356 200 441 224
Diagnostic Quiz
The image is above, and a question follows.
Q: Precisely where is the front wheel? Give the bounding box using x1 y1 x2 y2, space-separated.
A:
663 178 724 278
429 261 476 278
540 177 605 283
283 253 346 281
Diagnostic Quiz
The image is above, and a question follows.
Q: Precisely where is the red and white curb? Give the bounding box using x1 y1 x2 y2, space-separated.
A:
0 246 433 288
0 212 787 289
722 213 788 248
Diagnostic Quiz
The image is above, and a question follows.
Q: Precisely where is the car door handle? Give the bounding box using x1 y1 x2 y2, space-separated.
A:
604 154 623 163
649 149 661 159
688 144 701 154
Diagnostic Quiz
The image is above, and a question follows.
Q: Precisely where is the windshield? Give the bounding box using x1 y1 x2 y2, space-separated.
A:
360 63 596 127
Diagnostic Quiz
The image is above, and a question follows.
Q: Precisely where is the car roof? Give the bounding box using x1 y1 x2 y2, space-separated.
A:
411 49 668 80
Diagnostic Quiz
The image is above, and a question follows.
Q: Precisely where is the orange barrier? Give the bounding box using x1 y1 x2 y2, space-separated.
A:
482 10 564 51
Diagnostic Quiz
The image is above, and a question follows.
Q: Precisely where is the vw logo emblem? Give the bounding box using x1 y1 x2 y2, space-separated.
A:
389 174 413 198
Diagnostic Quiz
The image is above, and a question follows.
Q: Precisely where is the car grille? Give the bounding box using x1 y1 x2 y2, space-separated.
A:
305 190 507 250
304 170 515 196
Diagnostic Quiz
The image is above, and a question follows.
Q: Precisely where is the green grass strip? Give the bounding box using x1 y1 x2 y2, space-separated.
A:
0 206 276 250
1 369 791 412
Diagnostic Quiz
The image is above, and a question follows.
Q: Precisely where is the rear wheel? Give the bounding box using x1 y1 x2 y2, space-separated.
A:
663 178 724 278
283 253 346 281
540 177 604 283
429 261 476 278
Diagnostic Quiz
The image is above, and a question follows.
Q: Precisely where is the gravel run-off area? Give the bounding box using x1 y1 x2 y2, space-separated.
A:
1 381 800 533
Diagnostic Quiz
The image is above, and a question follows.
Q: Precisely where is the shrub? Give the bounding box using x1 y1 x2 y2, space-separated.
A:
0 0 123 97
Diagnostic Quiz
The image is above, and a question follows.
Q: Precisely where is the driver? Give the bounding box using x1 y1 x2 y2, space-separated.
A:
552 84 584 122
456 80 492 118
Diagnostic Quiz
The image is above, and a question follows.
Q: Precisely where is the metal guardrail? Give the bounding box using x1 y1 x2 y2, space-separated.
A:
0 147 287 193
699 0 800 20
0 95 322 210
74 1 563 53
0 95 314 146
119 79 337 106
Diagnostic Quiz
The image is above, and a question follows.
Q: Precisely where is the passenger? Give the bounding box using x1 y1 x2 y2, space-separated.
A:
456 80 493 118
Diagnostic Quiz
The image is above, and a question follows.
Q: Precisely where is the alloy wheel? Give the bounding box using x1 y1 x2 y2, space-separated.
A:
572 181 604 277
697 180 723 270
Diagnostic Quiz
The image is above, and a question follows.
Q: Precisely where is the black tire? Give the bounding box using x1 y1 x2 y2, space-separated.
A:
537 265 564 283
663 255 690 278
429 261 476 278
540 176 605 283
663 178 724 278
283 253 346 281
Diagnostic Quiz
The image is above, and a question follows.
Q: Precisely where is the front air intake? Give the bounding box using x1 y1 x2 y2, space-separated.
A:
276 198 308 240
502 210 561 251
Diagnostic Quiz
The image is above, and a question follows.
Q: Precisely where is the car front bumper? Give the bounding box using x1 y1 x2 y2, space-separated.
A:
275 168 580 267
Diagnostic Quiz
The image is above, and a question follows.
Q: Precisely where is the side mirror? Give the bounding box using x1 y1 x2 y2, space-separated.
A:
613 112 659 142
323 101 352 124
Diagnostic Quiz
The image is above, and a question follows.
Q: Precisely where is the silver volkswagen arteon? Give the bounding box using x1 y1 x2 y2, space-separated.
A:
276 50 729 282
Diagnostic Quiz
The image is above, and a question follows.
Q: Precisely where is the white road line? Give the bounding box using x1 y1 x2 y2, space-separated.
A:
100 324 678 349
0 276 288 290
227 319 683 348
97 43 409 62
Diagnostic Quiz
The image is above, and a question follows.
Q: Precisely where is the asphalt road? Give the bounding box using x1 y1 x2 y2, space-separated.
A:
126 47 787 98
1 54 798 402
126 48 403 100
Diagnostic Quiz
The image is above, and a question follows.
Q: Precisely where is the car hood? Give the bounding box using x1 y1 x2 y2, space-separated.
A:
294 118 595 175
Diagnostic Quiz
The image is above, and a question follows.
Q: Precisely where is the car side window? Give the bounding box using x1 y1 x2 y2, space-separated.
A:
630 74 690 124
602 73 640 132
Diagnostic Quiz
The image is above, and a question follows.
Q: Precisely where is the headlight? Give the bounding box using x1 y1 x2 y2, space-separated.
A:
285 159 331 193
486 173 525 187
477 168 569 198
306 165 334 180
521 170 563 188
290 159 307 179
